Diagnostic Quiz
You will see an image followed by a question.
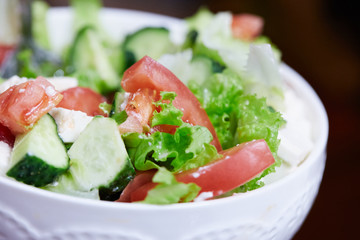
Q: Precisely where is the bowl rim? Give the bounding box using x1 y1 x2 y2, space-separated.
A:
0 7 329 211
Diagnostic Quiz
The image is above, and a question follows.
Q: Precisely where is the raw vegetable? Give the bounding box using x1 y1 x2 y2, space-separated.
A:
6 114 69 187
122 55 222 151
0 2 293 204
127 139 275 203
66 26 120 94
123 27 176 65
57 86 107 116
0 76 63 134
0 123 15 147
67 116 135 200
122 91 220 173
231 14 264 41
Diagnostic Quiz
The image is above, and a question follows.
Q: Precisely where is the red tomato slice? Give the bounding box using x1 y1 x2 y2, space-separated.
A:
119 88 157 134
129 139 275 202
122 56 222 151
57 87 107 116
0 77 63 134
117 170 156 202
0 45 15 66
0 123 15 147
231 14 264 41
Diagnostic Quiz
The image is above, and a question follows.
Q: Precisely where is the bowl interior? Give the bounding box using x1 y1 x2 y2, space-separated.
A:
0 7 329 210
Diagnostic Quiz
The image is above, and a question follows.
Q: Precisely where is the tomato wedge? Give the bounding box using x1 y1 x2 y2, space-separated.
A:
231 14 264 41
126 139 275 202
0 123 15 147
57 87 107 116
0 77 63 134
117 170 156 202
122 56 222 151
119 88 157 134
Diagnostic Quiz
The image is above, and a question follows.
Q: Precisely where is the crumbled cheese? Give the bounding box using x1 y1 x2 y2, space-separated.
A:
49 108 93 143
194 192 214 202
47 77 78 92
0 75 28 93
278 88 314 167
0 76 79 94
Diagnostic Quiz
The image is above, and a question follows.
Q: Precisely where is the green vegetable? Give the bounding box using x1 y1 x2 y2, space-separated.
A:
122 27 177 65
66 26 120 94
67 116 135 201
0 0 62 79
140 167 201 204
189 69 244 149
190 69 285 191
7 114 69 187
32 0 50 49
44 172 100 200
158 50 224 86
71 0 101 32
65 0 121 94
151 92 183 127
123 92 220 172
244 43 284 110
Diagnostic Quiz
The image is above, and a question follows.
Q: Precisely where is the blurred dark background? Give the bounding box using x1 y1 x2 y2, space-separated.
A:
46 0 360 239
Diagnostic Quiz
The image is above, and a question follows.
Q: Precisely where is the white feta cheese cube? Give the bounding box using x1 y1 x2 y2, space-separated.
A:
278 89 314 167
49 108 93 143
47 77 78 92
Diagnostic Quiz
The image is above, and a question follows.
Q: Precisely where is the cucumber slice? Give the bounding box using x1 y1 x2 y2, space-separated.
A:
123 27 176 64
109 92 128 126
68 26 119 93
110 91 127 116
68 116 135 200
44 172 100 200
7 114 69 187
190 55 225 85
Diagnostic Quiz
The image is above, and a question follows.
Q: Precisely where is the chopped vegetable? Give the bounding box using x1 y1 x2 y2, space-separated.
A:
0 2 310 205
0 77 63 134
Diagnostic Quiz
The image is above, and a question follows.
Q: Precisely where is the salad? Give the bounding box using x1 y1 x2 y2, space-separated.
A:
0 0 313 204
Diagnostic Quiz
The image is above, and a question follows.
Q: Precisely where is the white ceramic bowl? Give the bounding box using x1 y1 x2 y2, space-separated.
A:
0 8 328 240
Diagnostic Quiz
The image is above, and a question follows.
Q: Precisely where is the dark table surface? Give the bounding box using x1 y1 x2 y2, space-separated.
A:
46 1 360 239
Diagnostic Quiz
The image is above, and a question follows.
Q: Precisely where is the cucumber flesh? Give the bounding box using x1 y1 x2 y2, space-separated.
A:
68 26 119 93
190 55 225 85
44 172 100 200
7 114 69 187
123 27 176 63
68 116 135 199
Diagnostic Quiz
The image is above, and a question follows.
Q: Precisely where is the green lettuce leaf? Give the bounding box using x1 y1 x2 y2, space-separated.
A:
190 68 285 192
140 167 200 204
189 69 244 149
151 92 183 127
122 91 220 172
123 123 218 172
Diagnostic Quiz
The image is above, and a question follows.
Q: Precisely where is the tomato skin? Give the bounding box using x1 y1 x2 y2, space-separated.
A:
57 87 107 116
129 139 275 202
0 77 63 134
0 45 15 66
117 170 156 202
231 14 264 41
122 56 222 151
0 123 15 147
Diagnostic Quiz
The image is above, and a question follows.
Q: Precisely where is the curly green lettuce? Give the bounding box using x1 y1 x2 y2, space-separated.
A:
122 92 220 173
